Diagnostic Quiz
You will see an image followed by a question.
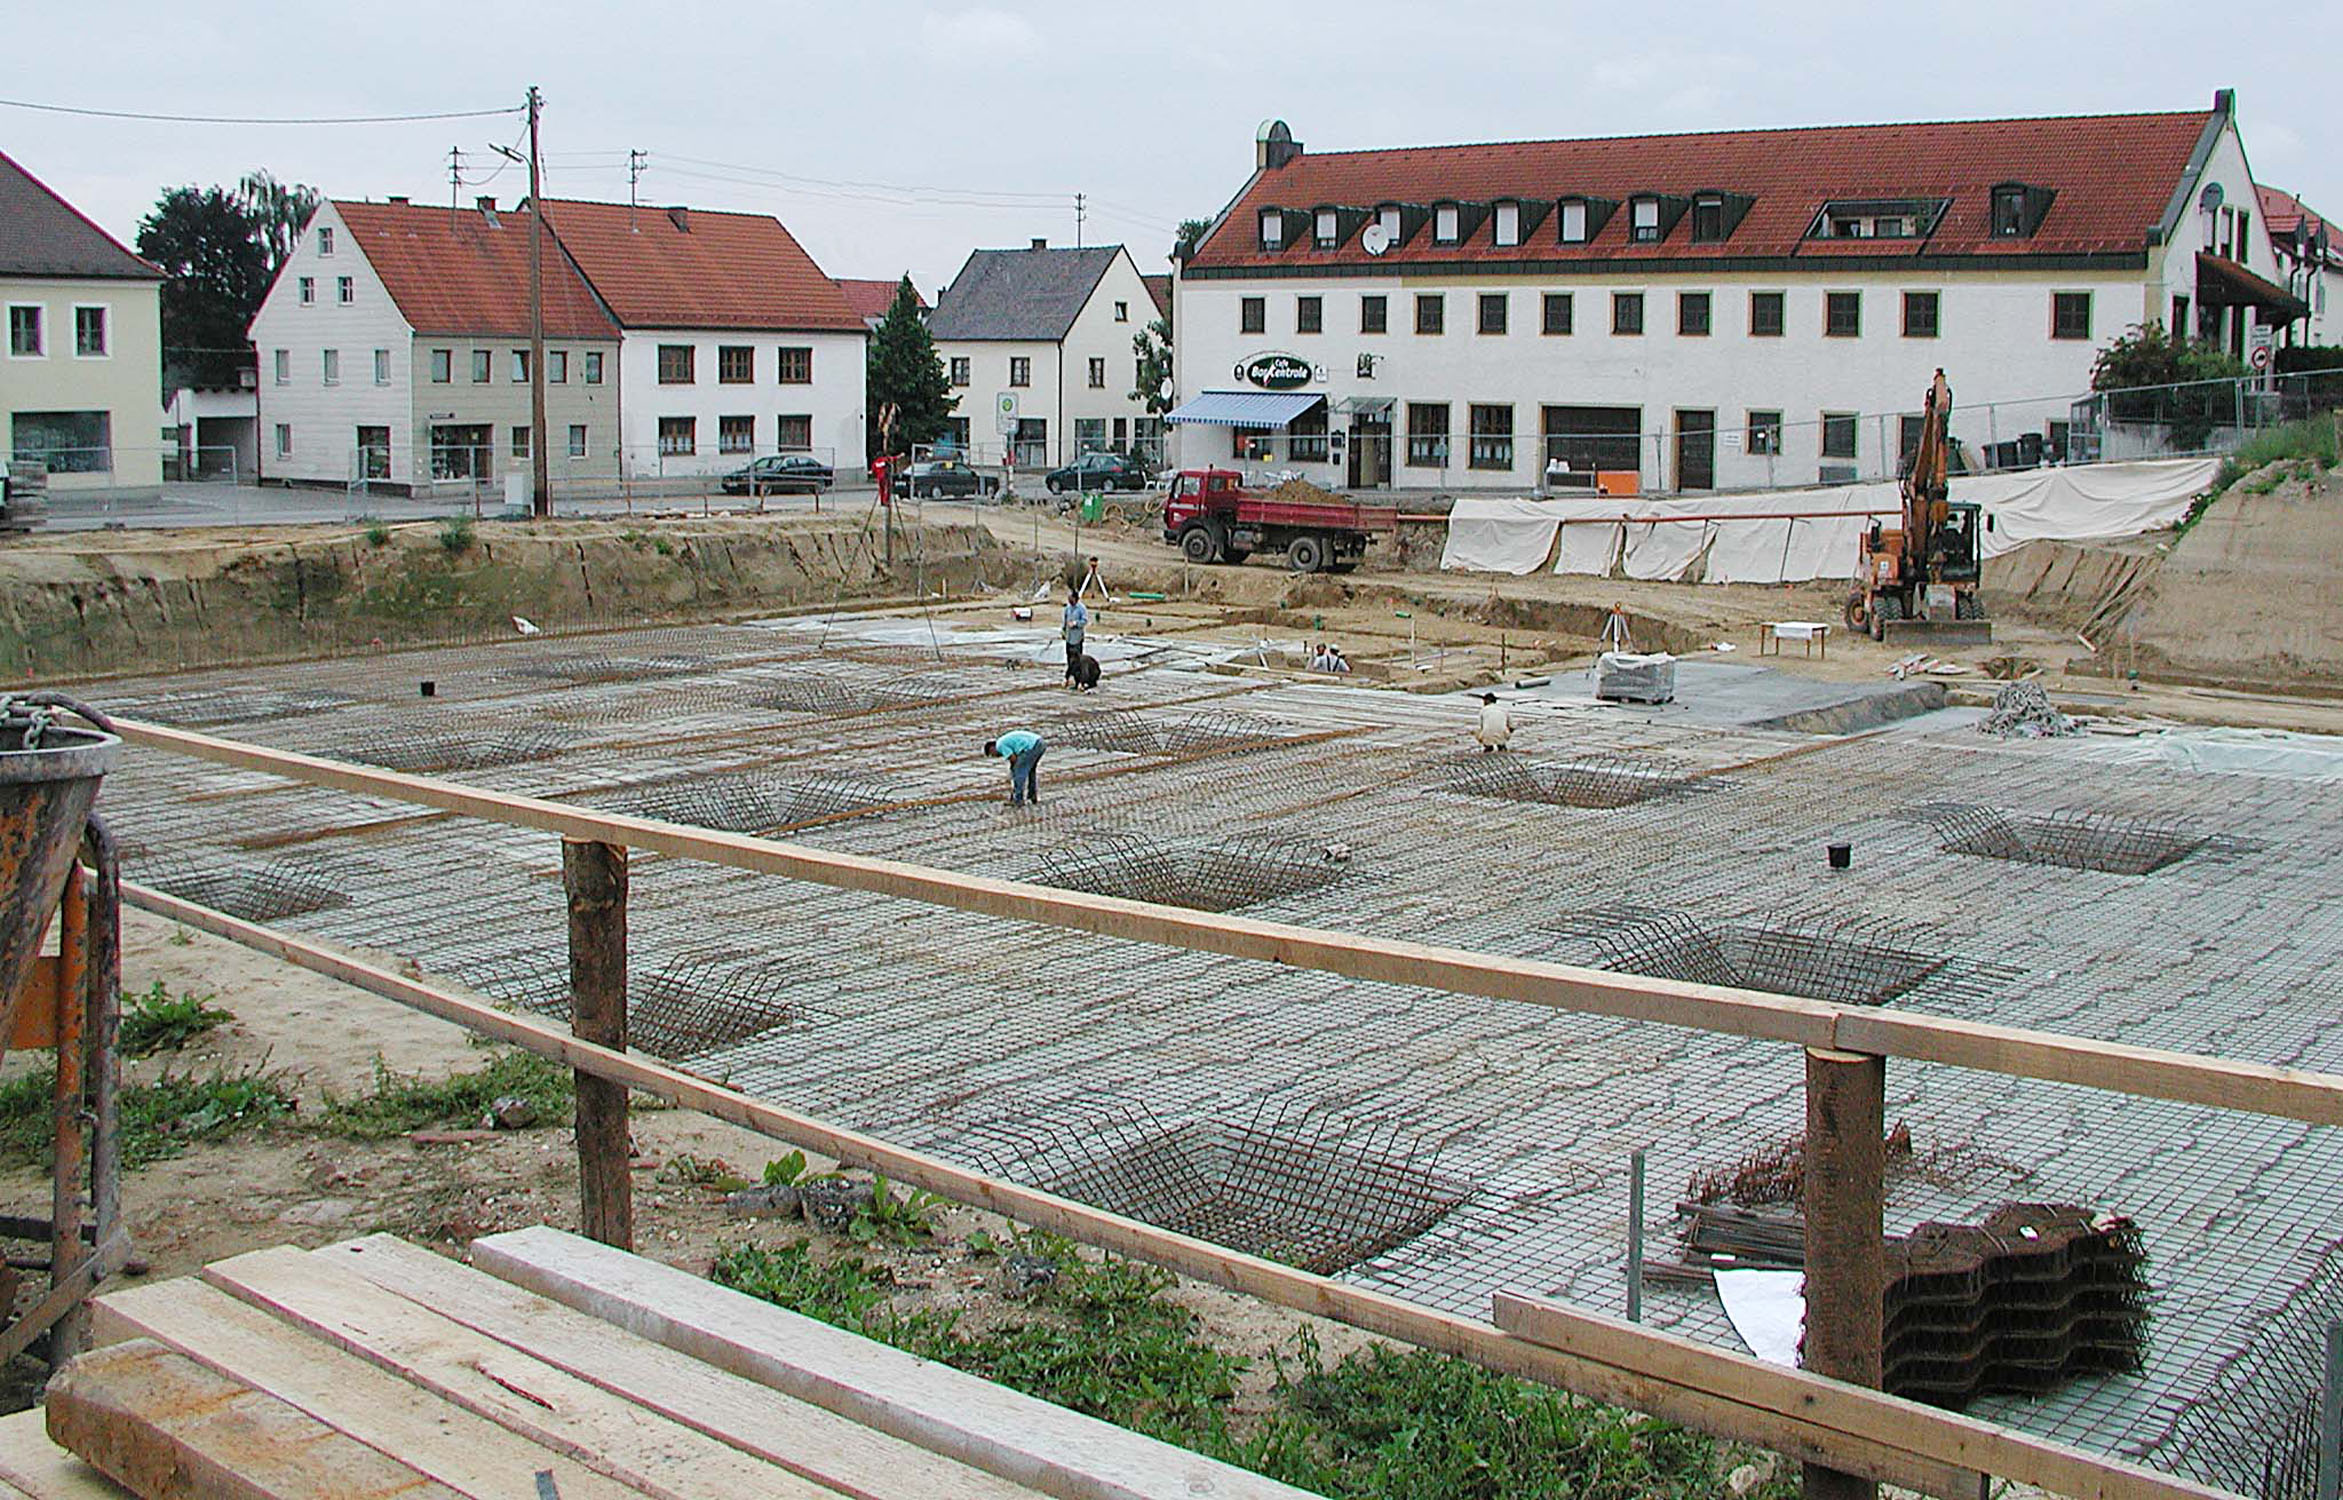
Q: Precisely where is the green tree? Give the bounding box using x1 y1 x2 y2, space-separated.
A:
236 170 321 273
865 276 955 457
137 186 272 388
1172 217 1213 262
1131 315 1173 416
2091 322 2249 451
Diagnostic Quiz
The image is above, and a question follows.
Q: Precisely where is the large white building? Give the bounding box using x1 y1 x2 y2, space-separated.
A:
1 150 166 498
929 241 1163 469
2260 185 2340 348
1170 92 2303 493
541 199 868 480
250 196 622 492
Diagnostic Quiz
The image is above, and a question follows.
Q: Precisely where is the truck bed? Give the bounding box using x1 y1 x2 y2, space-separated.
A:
1227 497 1399 532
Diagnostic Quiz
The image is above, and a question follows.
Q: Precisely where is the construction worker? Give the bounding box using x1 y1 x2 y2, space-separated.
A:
984 729 1045 807
1061 588 1089 688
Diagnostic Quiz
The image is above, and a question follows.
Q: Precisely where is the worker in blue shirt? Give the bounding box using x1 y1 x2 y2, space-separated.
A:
985 729 1045 806
1061 590 1089 688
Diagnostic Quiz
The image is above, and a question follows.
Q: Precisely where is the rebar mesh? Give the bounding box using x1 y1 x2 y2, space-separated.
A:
502 652 719 685
2158 1238 2343 1500
966 1099 1470 1275
134 854 349 922
1443 752 1702 809
1031 833 1348 912
108 687 356 726
337 723 570 773
607 772 894 834
1565 910 1954 1007
630 952 814 1060
1047 709 1291 756
1929 805 2209 876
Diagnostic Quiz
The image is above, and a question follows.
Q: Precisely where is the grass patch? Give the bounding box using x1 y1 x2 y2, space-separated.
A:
363 521 392 547
437 515 476 554
714 1235 1785 1498
2194 419 2343 535
0 1063 295 1169
312 1050 572 1138
119 981 234 1057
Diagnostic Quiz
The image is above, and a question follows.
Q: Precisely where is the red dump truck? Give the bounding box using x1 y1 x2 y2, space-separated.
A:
1160 469 1398 572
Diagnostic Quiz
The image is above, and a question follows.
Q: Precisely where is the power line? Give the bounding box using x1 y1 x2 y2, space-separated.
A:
0 95 517 125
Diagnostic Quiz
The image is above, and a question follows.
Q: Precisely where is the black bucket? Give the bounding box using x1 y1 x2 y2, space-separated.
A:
1827 842 1852 871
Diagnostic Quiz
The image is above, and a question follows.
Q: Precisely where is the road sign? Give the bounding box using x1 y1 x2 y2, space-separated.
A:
2251 344 2273 372
996 392 1018 418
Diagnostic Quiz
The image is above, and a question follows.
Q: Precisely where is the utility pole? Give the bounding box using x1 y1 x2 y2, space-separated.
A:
627 149 646 233
526 87 549 516
1074 192 1086 248
447 146 465 213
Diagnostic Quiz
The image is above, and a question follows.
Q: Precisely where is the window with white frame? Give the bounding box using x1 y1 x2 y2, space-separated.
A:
298 277 314 304
1087 357 1106 388
337 276 353 304
1434 202 1460 243
1315 208 1337 248
583 351 604 384
6 305 42 357
1631 198 1660 242
430 348 452 383
1559 200 1588 243
568 424 588 458
776 347 812 384
373 348 390 384
1377 204 1401 244
275 423 292 458
1259 208 1283 249
510 349 530 382
949 356 970 386
511 425 532 459
1114 300 1129 322
1494 200 1520 247
547 350 567 383
318 226 334 256
1009 356 1031 387
471 350 491 382
321 348 339 385
72 306 107 357
273 348 289 384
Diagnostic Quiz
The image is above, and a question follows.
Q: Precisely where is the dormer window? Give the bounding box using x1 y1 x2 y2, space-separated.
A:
1692 196 1723 242
1630 198 1661 243
1494 200 1521 248
1559 199 1588 243
1807 198 1947 242
1260 209 1284 250
1434 202 1460 244
1993 188 2026 237
1315 208 1338 248
1377 204 1401 244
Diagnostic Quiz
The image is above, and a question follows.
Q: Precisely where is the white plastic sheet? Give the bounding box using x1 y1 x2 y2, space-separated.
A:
1440 497 1562 574
1716 1269 1805 1367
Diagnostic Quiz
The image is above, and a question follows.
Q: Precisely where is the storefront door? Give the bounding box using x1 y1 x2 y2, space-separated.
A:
1347 417 1392 489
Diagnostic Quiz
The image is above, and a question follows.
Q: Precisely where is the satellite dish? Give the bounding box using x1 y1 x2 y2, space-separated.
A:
1361 220 1392 256
1158 378 1174 402
2199 182 2225 213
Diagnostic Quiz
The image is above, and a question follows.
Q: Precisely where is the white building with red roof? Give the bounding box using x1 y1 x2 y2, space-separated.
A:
2257 184 2340 347
1171 91 2300 495
540 199 868 479
249 194 622 492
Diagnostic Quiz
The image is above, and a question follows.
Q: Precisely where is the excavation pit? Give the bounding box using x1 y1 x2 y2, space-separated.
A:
1930 806 2207 876
1031 833 1346 913
974 1102 1468 1276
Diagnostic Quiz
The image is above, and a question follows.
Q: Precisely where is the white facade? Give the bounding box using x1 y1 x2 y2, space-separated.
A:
935 246 1161 469
618 329 867 478
2 275 165 497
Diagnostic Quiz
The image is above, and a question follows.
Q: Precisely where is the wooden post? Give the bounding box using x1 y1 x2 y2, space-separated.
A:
50 867 88 1356
1803 1047 1886 1500
563 839 631 1250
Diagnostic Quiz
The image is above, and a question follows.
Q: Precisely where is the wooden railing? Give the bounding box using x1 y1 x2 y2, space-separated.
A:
116 718 2295 1500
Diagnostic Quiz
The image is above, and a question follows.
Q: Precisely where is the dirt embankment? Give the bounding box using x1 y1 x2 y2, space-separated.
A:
0 515 1007 679
1985 458 2343 693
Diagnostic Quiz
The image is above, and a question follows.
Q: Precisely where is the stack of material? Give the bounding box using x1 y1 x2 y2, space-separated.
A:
1978 680 2081 739
1595 651 1677 704
0 1227 1316 1500
1883 1204 2150 1409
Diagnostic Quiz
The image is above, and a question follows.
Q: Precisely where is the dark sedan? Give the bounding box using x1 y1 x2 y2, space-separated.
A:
721 454 834 495
905 460 1001 499
1044 452 1149 494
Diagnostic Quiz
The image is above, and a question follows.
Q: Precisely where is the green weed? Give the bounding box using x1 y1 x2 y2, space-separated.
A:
763 1149 808 1186
119 981 234 1057
652 536 675 557
0 1063 294 1169
363 522 392 547
437 515 476 554
312 1050 571 1138
712 1236 1786 1498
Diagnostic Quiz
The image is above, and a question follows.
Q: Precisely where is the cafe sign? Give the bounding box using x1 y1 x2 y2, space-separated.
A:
1235 352 1320 390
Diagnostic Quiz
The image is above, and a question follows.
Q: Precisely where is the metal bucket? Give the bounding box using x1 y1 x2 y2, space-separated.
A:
0 707 119 1019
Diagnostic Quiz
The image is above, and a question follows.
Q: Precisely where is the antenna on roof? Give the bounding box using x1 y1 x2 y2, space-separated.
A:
447 146 465 214
1075 192 1086 248
628 148 646 233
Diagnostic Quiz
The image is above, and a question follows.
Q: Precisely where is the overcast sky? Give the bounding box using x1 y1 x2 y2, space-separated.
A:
8 0 2338 297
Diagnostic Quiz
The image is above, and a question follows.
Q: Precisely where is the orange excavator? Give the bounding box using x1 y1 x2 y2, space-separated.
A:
1845 369 1988 643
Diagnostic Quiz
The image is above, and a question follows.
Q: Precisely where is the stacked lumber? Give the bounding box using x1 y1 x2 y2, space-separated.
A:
0 1229 1314 1500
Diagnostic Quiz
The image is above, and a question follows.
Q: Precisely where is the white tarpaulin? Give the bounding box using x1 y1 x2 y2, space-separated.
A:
1438 457 2223 583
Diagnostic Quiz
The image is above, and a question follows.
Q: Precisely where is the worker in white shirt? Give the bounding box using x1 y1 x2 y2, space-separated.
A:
1476 693 1513 752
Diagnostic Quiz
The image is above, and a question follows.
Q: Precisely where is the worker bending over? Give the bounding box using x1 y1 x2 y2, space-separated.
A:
985 729 1046 807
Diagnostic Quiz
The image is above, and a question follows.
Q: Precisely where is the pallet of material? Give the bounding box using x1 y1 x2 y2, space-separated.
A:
38 1227 1314 1500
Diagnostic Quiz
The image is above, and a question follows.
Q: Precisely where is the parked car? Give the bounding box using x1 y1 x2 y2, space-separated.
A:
1044 451 1149 495
905 460 1001 499
721 454 834 495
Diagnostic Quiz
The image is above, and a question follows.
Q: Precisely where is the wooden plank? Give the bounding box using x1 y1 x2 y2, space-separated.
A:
45 1338 463 1500
1491 1292 2237 1500
467 1227 1319 1500
110 717 2343 1125
197 1246 842 1500
1802 1047 1886 1500
564 840 633 1249
89 1277 647 1500
0 1411 125 1500
117 889 1981 1497
316 1235 1046 1500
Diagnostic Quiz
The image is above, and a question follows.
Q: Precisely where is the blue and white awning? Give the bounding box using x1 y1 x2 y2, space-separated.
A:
1163 390 1324 427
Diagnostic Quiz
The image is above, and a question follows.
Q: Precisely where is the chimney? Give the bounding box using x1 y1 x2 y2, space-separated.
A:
1030 237 1047 251
475 195 496 211
387 195 410 205
667 205 691 232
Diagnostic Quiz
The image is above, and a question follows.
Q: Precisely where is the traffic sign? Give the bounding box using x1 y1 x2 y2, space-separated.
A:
2251 344 2273 372
996 392 1018 418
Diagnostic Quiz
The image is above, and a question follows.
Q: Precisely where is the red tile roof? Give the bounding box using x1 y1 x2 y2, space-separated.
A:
334 200 618 340
836 277 922 322
539 198 864 333
1142 274 1172 319
1188 109 2217 272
